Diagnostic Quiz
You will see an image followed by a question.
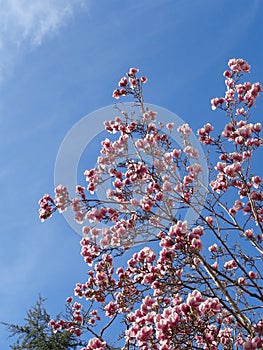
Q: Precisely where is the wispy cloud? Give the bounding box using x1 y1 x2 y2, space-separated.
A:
0 0 87 82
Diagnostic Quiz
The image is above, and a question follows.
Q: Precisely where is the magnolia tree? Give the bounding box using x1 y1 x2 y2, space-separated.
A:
39 59 263 350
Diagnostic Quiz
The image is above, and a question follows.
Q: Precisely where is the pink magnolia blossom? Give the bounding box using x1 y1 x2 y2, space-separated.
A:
177 123 191 135
228 58 250 73
82 338 106 350
166 122 174 131
224 259 238 270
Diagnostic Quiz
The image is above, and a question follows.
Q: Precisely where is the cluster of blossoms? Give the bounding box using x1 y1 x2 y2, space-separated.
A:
211 58 262 111
112 67 147 100
49 301 83 337
158 220 204 252
40 60 263 349
125 291 223 349
38 194 55 222
198 59 263 229
54 185 69 212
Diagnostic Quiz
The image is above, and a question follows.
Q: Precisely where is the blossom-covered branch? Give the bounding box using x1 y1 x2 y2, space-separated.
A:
39 59 263 349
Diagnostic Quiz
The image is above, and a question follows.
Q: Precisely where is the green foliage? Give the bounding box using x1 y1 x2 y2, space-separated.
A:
2 295 82 350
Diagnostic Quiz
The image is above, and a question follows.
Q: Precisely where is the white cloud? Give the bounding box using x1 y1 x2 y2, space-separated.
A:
0 0 87 82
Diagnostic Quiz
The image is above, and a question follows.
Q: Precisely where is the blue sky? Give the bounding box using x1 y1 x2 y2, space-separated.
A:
0 0 262 347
